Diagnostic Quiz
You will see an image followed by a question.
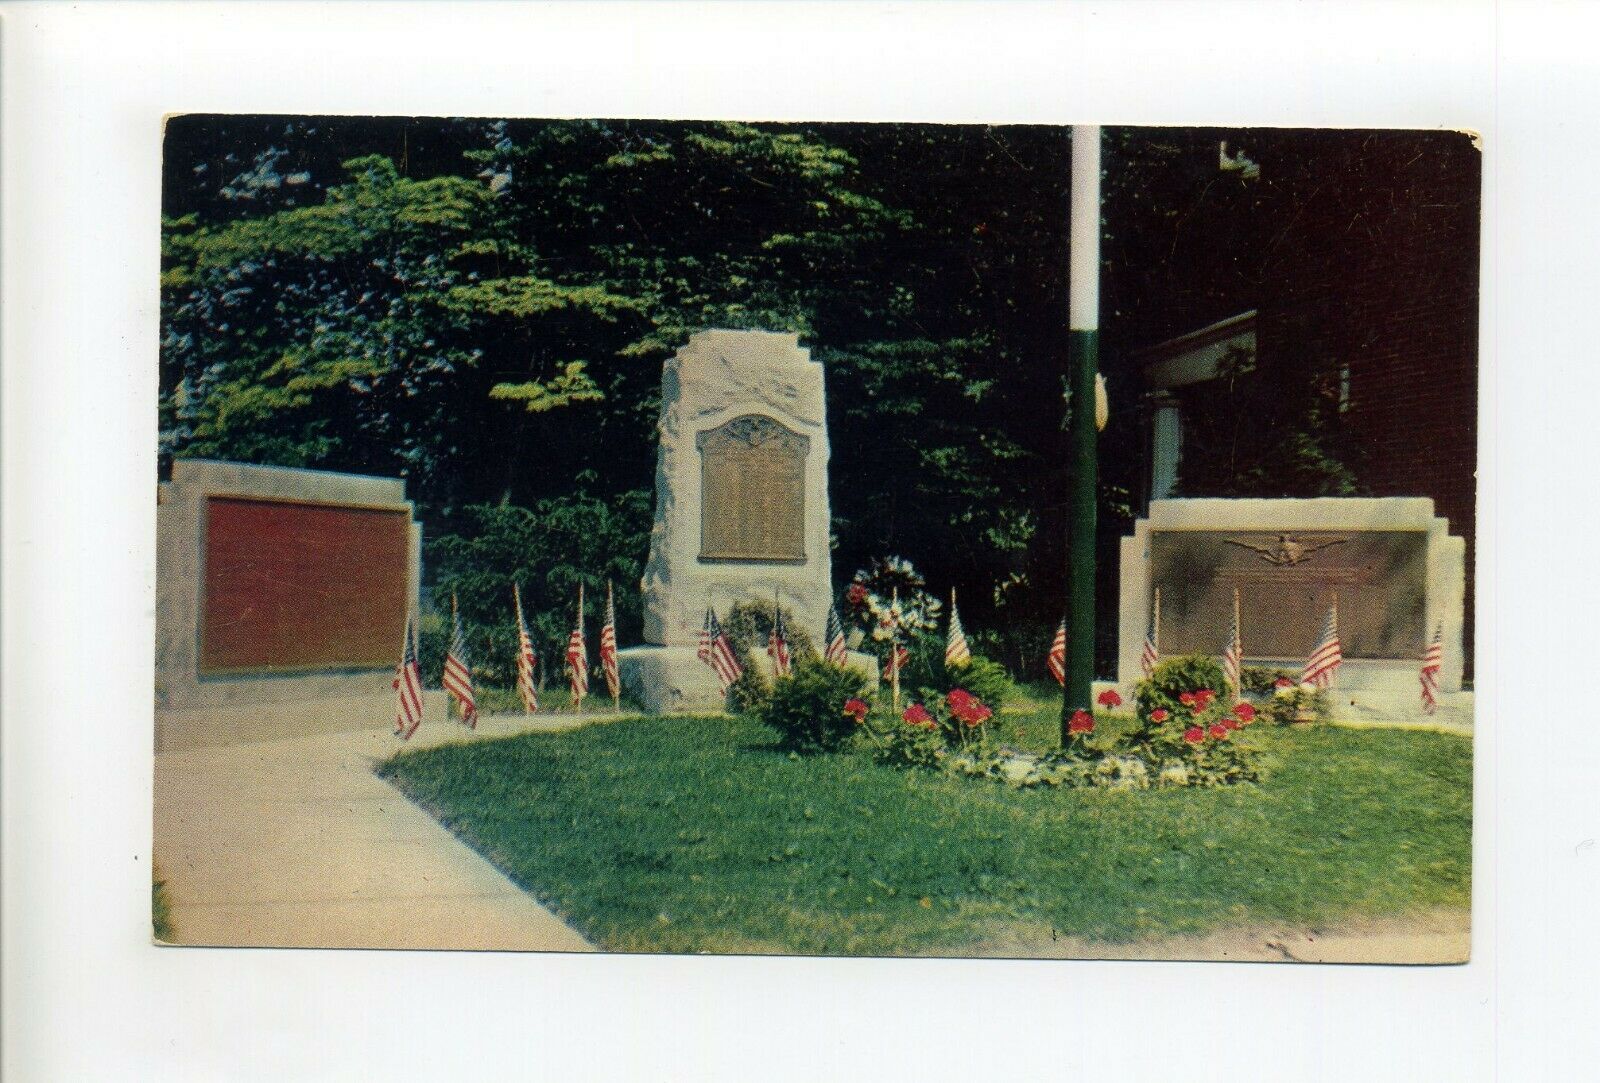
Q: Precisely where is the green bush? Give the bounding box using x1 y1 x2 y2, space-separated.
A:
1263 683 1332 726
755 656 869 752
1134 653 1229 722
949 656 1014 712
426 488 652 680
1241 665 1297 696
898 636 1013 711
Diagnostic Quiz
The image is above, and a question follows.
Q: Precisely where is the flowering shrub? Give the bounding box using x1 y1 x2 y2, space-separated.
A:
753 656 868 752
1124 654 1262 786
862 686 998 768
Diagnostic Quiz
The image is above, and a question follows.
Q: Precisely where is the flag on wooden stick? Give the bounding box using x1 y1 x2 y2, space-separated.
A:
824 606 848 666
1140 589 1161 678
945 588 972 668
600 581 621 706
566 583 589 707
1420 622 1443 714
513 584 539 715
1221 588 1243 701
698 606 743 693
1302 596 1343 689
393 612 424 740
768 596 792 679
443 593 478 729
1047 618 1067 686
885 586 903 709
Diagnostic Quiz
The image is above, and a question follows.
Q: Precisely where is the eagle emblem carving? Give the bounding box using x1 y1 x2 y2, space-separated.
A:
1223 533 1348 567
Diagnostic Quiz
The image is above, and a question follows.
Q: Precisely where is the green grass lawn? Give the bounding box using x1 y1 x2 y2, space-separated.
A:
379 686 1471 956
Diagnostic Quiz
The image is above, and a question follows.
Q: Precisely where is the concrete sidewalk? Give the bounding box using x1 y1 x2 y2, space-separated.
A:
153 713 606 951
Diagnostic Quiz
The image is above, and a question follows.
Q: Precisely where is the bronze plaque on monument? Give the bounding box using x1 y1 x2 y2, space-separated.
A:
200 496 410 674
697 414 807 563
1149 530 1426 660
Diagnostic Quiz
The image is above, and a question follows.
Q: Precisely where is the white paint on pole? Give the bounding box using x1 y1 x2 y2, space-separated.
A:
1070 124 1101 332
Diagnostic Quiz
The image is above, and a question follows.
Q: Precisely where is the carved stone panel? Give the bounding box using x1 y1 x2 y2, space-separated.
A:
697 414 808 563
1149 529 1426 659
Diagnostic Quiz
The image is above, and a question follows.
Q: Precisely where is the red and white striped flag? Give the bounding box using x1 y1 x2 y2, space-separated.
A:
1140 589 1160 678
768 602 792 679
699 606 743 694
566 584 589 706
442 593 478 729
1302 599 1342 689
599 581 620 702
881 642 909 680
513 584 538 715
824 606 848 666
1047 618 1067 686
1221 589 1243 701
393 612 424 740
945 588 972 668
1420 622 1443 714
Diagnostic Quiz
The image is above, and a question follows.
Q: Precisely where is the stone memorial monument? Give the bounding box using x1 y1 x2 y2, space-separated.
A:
1117 497 1468 721
619 329 876 711
156 459 428 750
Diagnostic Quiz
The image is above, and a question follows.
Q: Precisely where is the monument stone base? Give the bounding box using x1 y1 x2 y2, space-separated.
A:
619 646 880 714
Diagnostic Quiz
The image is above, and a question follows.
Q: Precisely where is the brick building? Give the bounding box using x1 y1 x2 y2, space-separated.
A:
1132 131 1480 672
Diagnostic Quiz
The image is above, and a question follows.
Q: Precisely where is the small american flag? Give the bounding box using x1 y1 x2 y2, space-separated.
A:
393 612 424 740
1420 622 1443 714
881 642 909 681
1221 591 1243 700
513 584 538 715
768 602 792 679
599 581 620 701
700 606 743 693
1302 599 1342 689
442 593 478 729
1047 618 1066 686
945 589 971 668
566 584 589 705
1140 589 1160 678
824 606 848 666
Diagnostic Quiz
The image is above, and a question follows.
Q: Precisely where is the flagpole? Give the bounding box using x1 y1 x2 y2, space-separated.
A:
1061 123 1102 746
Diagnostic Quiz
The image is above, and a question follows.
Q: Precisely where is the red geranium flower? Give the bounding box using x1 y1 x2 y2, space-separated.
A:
846 583 869 606
1068 709 1095 734
946 688 992 726
1273 677 1294 689
1183 726 1204 744
842 698 869 723
902 704 934 728
1178 691 1196 706
1096 689 1123 708
1232 702 1256 724
1222 717 1241 731
1194 689 1216 706
1208 723 1230 740
1150 708 1170 723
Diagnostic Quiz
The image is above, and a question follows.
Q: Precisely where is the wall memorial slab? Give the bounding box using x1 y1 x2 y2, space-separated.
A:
1118 498 1467 715
156 459 423 750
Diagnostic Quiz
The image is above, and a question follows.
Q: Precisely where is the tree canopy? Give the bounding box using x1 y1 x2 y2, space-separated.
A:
162 118 1445 671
